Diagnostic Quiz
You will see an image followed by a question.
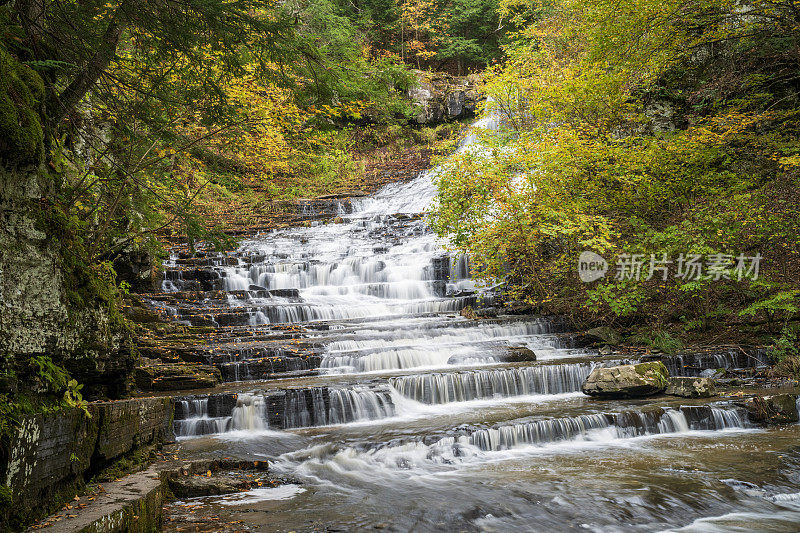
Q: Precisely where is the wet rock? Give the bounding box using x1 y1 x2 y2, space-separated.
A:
134 363 221 391
502 346 537 362
585 326 622 346
736 394 799 424
112 249 155 291
168 475 248 498
665 376 716 398
270 288 301 298
582 362 669 399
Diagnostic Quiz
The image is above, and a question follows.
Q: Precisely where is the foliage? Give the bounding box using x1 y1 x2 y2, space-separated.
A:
771 325 800 379
431 0 800 342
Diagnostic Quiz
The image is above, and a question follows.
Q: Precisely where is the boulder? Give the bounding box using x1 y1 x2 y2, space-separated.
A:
582 362 669 399
168 475 248 498
585 326 622 346
665 376 716 398
503 346 537 362
736 394 799 424
407 71 481 124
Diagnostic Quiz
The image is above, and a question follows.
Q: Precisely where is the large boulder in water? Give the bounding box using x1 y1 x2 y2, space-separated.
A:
736 394 799 424
665 376 716 398
581 362 669 399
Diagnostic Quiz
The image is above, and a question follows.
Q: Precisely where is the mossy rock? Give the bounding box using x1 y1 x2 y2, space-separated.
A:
0 45 45 166
586 326 622 346
582 362 669 399
736 394 799 424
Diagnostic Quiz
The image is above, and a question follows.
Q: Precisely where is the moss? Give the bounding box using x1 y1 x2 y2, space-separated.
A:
634 361 670 389
0 45 45 166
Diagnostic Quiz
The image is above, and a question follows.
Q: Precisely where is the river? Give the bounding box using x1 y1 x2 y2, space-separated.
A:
157 117 800 532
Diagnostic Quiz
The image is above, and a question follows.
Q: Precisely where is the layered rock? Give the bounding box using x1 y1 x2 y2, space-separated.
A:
736 394 799 424
582 362 669 399
134 362 221 391
0 397 174 529
407 71 482 124
0 166 135 398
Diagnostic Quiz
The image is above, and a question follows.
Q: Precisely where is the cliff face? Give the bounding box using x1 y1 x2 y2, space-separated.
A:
407 71 483 124
0 166 134 399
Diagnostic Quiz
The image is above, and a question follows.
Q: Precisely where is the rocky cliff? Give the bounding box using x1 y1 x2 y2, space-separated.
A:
0 166 135 399
407 71 482 124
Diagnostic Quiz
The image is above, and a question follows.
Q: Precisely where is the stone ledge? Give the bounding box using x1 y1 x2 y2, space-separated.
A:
27 468 164 533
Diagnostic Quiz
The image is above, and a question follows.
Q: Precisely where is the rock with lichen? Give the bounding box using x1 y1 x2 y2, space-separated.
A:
582 362 670 399
665 376 716 398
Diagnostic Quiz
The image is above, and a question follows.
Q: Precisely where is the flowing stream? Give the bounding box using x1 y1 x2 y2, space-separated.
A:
162 117 800 532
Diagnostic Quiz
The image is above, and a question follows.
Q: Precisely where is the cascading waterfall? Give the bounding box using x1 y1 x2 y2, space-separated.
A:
466 406 746 452
327 388 395 425
231 393 269 430
388 364 594 404
157 104 800 533
272 406 751 476
173 398 232 437
319 319 562 373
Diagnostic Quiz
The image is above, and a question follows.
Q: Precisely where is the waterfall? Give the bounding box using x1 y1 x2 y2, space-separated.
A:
328 388 395 425
283 387 396 428
389 364 593 404
173 398 232 437
270 405 752 478
231 393 269 430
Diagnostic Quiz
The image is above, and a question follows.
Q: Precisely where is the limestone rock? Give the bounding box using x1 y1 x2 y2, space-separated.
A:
582 362 669 398
736 394 799 424
502 346 537 362
665 376 716 398
407 71 481 124
585 326 622 346
134 363 221 391
168 475 248 498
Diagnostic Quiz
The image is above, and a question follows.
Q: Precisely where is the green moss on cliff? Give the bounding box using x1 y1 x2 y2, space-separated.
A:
0 45 45 166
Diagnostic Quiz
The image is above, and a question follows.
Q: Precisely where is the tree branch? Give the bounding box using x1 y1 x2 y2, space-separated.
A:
51 0 132 126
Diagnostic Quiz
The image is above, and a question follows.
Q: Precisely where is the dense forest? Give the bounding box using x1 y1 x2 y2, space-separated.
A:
432 0 800 370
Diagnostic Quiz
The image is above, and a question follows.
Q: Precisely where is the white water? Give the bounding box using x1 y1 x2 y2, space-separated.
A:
161 113 800 532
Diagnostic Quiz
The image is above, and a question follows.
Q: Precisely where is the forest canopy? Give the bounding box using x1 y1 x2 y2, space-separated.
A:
431 0 800 354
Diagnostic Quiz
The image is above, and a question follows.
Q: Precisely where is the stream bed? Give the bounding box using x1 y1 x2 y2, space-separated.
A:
157 118 800 532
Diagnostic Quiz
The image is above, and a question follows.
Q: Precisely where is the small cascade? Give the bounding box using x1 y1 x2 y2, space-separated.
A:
283 389 317 428
173 398 232 437
231 393 269 430
328 387 395 425
320 345 497 373
468 413 612 451
283 387 396 428
319 319 560 373
389 364 593 404
466 405 747 452
272 405 750 476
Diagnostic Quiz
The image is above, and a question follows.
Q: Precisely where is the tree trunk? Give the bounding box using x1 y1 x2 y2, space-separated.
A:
50 0 132 126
